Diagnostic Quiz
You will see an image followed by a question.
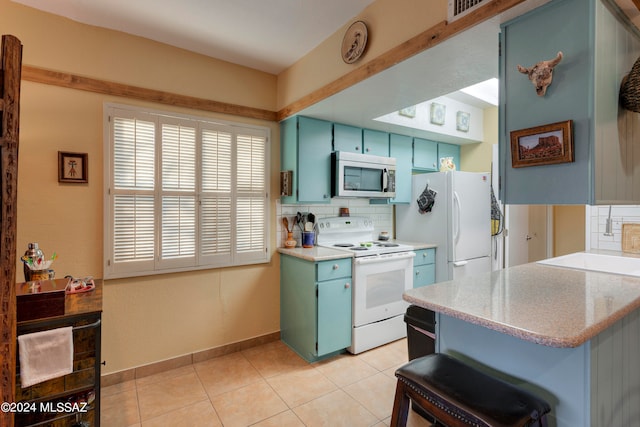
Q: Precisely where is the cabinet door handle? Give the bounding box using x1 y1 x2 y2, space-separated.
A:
355 146 360 151
344 283 350 289
333 264 340 270
415 270 420 276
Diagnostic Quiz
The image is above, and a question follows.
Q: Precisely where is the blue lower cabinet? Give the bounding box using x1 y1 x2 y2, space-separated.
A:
280 254 352 362
413 248 436 288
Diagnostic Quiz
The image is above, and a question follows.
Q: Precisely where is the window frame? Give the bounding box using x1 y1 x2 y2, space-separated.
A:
103 103 270 279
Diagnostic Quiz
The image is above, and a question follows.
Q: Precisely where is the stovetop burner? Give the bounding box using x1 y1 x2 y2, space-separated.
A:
316 216 414 257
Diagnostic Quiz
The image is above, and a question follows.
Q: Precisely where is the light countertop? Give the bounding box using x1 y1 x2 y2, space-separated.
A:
403 251 640 348
277 246 353 261
277 240 436 262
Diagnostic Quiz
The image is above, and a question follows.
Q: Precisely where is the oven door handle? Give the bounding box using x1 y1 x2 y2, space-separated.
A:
354 251 416 265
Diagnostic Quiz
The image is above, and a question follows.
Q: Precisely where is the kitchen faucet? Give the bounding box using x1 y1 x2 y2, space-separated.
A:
604 205 614 236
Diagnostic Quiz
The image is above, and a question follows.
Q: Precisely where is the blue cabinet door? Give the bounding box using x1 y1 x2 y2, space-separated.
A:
333 123 362 153
280 254 318 362
317 277 352 355
413 264 436 288
298 117 332 203
363 129 389 156
389 134 412 204
413 138 438 171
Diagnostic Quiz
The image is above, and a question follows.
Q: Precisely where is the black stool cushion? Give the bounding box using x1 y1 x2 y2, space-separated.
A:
395 354 550 427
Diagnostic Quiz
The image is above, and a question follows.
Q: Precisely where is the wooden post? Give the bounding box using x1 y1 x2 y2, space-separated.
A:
0 34 23 427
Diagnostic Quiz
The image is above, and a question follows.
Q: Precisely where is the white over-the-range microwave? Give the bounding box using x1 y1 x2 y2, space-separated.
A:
331 151 396 199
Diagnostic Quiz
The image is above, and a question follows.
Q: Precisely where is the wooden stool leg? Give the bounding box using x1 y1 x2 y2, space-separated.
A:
390 381 411 427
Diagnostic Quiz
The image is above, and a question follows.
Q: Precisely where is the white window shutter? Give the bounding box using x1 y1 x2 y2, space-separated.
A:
235 132 267 263
105 105 269 278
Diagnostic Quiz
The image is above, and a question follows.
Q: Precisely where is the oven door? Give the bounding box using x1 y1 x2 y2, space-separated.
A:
352 251 415 327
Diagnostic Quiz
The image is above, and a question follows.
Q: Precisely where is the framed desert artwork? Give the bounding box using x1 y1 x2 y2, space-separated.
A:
510 120 574 168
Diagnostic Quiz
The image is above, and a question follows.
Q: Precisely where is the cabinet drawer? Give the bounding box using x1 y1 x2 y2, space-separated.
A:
414 264 435 288
317 258 352 281
414 248 435 266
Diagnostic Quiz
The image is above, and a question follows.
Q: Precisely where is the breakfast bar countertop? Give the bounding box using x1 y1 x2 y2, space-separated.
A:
403 250 640 348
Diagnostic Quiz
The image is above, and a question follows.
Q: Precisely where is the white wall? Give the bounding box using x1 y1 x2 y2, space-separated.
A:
276 200 393 247
588 205 640 251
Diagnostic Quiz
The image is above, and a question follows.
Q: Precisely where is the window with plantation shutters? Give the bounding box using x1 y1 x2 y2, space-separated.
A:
104 105 269 278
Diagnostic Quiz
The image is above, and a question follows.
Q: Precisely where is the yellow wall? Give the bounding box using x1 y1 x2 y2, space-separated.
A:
553 205 586 256
460 106 498 172
2 0 279 374
276 0 448 110
3 0 499 375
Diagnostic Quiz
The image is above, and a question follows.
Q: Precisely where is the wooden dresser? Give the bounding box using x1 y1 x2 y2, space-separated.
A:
15 279 103 427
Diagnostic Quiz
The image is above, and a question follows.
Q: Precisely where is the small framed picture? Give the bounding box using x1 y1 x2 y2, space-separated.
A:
430 102 446 125
58 151 88 183
456 111 470 132
509 120 574 168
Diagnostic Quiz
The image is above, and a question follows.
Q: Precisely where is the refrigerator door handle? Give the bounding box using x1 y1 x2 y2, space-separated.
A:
453 191 461 244
453 261 468 267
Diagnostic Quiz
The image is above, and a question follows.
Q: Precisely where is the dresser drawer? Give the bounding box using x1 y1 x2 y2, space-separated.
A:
317 258 352 281
414 248 435 267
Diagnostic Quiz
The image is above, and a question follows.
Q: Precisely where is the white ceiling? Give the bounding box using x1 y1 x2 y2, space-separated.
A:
11 0 376 74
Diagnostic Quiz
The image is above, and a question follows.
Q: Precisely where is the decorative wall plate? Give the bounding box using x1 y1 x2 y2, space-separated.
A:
341 21 368 64
430 102 446 125
456 111 470 132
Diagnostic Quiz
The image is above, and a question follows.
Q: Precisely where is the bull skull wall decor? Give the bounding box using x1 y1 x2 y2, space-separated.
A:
517 51 563 97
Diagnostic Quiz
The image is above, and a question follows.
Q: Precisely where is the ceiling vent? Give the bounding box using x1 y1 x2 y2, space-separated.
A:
448 0 493 21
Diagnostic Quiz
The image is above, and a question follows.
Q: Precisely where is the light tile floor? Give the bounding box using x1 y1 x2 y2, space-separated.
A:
101 338 433 427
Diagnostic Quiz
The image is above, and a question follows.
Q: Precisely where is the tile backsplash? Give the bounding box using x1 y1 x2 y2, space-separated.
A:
276 199 393 248
589 205 640 251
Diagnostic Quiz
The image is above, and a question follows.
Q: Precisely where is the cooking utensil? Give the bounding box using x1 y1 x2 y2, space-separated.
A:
305 212 315 232
283 217 289 232
297 212 304 232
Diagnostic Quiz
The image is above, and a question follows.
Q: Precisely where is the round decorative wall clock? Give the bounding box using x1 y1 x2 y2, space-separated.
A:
341 21 368 64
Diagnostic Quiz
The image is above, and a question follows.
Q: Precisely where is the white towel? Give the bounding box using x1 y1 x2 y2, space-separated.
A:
18 327 74 388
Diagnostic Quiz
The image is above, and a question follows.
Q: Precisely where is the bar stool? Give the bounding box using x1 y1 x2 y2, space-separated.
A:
391 353 550 427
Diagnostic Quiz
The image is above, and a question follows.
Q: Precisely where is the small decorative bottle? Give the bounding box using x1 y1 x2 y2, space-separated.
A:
23 242 44 282
284 232 297 248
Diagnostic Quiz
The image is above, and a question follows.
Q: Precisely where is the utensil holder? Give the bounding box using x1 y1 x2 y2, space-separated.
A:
302 231 315 248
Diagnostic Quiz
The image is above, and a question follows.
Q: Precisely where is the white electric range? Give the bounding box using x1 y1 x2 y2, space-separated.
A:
316 217 415 354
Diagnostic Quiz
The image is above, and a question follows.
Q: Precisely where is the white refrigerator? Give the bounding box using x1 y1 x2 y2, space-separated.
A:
396 171 491 283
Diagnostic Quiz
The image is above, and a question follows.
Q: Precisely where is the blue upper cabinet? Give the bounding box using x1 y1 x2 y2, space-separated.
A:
389 134 412 204
362 129 389 157
280 116 333 204
333 125 389 157
333 123 363 153
413 137 438 171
